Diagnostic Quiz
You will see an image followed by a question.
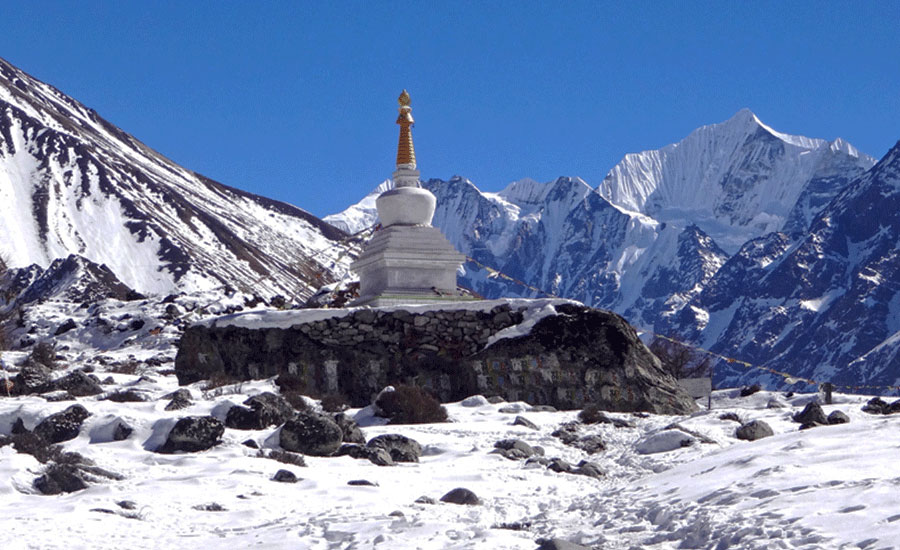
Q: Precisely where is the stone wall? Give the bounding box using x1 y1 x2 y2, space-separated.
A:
175 301 698 414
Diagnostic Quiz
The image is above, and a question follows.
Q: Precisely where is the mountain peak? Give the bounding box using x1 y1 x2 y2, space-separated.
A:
726 107 762 127
599 110 875 253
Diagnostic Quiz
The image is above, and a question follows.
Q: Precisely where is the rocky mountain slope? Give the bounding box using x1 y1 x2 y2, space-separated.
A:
673 141 900 388
0 56 348 300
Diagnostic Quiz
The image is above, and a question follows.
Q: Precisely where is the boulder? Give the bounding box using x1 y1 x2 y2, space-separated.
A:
156 416 224 453
164 389 193 411
579 408 634 428
272 469 298 483
113 422 133 441
735 420 774 441
102 389 148 402
635 430 696 455
547 458 574 474
332 413 365 444
34 405 91 444
552 423 605 454
440 487 480 505
279 412 343 456
11 364 52 395
827 410 850 425
50 371 103 397
348 479 378 486
363 446 394 466
34 464 89 494
573 460 605 478
525 456 551 467
512 416 539 430
54 318 77 336
862 397 891 415
492 438 539 460
461 395 490 407
225 392 294 430
739 384 761 397
718 412 742 423
792 402 827 425
334 444 394 466
366 433 422 463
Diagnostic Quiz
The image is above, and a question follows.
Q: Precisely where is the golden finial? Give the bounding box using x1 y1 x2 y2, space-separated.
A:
396 89 416 167
398 89 411 107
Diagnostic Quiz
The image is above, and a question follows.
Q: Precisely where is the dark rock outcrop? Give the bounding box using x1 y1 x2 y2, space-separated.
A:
34 463 89 494
34 405 91 444
334 443 394 466
50 371 103 397
156 416 224 454
492 438 540 460
279 412 343 456
552 423 605 454
225 392 294 430
827 410 850 425
272 469 298 483
440 487 480 505
366 434 422 463
512 416 539 430
163 389 193 411
792 402 828 425
861 397 900 415
175 302 697 414
332 413 365 444
11 364 52 395
735 420 774 441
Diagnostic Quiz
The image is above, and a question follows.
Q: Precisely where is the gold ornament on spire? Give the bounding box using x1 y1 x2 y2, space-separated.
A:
396 89 416 168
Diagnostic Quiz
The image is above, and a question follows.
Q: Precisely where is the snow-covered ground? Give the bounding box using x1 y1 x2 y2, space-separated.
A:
1 295 898 549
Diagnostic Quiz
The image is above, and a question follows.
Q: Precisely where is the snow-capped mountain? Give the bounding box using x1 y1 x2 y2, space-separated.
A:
598 108 876 253
0 56 348 299
329 175 725 330
674 141 900 389
329 111 893 385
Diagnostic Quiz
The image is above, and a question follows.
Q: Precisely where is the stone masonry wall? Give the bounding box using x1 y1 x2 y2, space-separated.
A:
175 302 698 414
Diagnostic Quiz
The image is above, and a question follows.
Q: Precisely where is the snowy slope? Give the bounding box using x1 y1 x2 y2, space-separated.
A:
597 109 876 253
1 294 898 550
0 56 349 299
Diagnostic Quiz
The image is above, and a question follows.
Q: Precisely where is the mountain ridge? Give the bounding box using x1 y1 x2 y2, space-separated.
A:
0 55 348 299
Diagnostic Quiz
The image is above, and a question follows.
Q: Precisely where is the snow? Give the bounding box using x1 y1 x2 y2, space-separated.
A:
204 298 579 330
597 109 876 255
799 288 843 312
3 362 900 549
2 292 900 548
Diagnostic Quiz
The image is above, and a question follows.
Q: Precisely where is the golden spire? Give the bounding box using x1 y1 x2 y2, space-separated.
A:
396 89 416 168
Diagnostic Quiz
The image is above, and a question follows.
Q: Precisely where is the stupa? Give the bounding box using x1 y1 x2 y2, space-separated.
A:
351 91 468 307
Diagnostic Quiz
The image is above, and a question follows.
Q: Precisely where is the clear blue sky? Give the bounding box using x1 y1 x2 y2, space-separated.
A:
2 1 898 218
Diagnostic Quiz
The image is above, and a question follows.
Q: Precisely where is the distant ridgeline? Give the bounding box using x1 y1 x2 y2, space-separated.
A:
175 300 698 414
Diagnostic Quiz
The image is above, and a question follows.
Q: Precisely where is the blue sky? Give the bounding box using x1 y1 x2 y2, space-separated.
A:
2 1 899 218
